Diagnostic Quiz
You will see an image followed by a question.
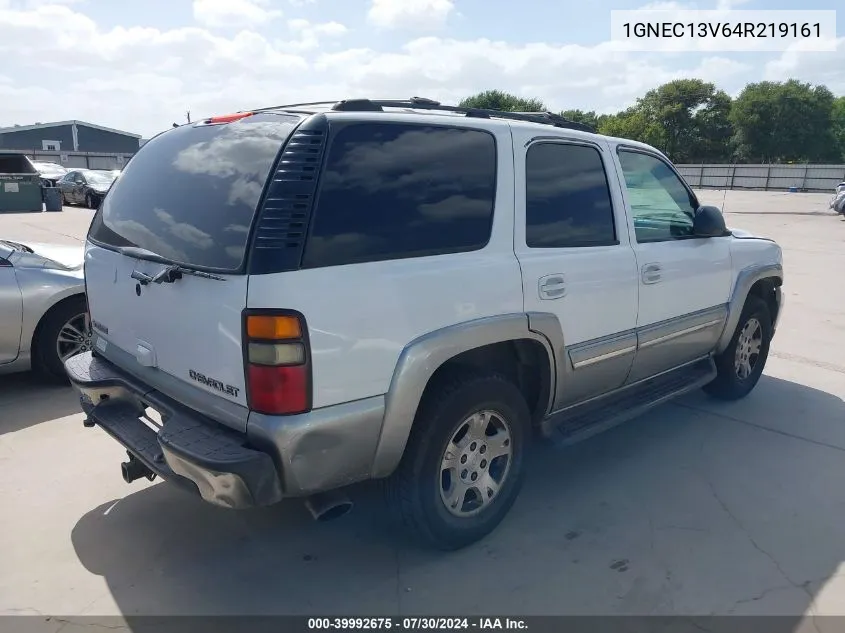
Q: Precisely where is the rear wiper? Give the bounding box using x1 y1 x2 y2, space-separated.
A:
119 246 226 285
131 264 226 285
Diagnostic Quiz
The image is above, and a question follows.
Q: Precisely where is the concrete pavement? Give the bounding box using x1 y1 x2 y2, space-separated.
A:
1 192 844 619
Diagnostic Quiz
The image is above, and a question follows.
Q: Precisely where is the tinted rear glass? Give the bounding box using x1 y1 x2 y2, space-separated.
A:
302 122 496 268
88 113 300 271
525 143 617 248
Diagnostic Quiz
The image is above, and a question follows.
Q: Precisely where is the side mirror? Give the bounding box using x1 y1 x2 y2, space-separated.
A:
693 205 728 237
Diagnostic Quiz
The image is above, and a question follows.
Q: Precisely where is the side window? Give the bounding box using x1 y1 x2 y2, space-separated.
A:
525 143 617 248
617 150 697 242
63 172 76 182
302 123 496 268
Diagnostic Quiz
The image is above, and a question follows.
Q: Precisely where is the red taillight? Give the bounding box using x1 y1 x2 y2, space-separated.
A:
243 312 311 415
247 365 308 415
206 112 254 124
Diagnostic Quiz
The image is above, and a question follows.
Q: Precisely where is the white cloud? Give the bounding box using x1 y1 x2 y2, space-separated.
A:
764 37 845 94
715 0 751 9
367 0 455 30
277 19 348 53
0 2 765 139
192 0 282 29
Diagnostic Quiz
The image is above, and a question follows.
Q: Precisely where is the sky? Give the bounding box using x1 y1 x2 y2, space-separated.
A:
0 0 843 139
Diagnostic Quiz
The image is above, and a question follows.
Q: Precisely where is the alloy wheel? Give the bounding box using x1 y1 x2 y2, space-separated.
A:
439 409 513 518
56 312 93 362
734 317 762 380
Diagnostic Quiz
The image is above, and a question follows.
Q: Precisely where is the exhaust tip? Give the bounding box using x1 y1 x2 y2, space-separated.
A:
304 492 353 522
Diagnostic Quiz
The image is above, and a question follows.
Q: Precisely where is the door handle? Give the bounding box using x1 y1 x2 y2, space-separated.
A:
539 274 566 300
641 263 662 285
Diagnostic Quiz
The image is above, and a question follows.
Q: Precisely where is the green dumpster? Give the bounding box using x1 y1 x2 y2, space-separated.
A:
0 153 43 213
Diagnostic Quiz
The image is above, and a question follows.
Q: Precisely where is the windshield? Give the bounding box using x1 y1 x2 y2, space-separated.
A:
88 112 302 271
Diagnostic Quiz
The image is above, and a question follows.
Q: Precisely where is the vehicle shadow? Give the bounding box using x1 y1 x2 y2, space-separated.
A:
70 374 845 623
0 372 80 435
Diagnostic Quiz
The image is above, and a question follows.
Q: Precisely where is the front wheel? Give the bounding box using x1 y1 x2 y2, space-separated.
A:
704 295 772 401
384 372 530 551
85 192 98 209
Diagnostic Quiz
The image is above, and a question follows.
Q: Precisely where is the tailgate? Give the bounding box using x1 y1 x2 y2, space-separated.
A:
82 111 303 430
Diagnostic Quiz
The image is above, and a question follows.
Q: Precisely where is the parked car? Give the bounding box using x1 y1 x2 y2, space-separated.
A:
831 189 845 215
57 169 117 208
30 161 68 187
64 99 784 550
0 239 89 380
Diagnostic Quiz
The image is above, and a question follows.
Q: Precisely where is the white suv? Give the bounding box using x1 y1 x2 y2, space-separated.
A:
65 98 784 550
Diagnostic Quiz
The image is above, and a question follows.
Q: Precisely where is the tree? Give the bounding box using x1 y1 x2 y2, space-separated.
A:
597 108 664 149
731 80 838 163
560 109 599 129
635 79 732 162
832 96 845 162
459 90 547 112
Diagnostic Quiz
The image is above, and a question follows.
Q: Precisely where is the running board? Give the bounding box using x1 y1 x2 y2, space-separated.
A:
542 357 717 447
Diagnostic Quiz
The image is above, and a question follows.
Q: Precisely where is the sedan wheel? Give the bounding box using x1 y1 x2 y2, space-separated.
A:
85 193 94 209
57 312 93 362
35 296 91 382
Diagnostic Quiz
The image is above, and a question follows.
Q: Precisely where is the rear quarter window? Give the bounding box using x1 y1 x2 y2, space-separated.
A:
301 122 497 269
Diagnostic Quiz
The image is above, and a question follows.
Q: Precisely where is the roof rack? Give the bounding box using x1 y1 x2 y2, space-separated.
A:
252 97 596 133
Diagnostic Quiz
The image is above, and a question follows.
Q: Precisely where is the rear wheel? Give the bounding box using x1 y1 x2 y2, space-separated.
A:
34 296 92 382
62 192 71 206
384 372 530 550
85 192 96 209
704 295 772 401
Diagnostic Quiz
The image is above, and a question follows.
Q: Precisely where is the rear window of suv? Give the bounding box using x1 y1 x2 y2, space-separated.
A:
88 112 301 271
301 122 497 268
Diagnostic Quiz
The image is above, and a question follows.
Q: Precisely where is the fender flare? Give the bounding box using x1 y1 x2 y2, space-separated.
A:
715 263 783 354
369 312 562 478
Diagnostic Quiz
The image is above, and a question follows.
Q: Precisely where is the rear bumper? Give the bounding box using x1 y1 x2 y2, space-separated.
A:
64 351 387 507
65 352 283 509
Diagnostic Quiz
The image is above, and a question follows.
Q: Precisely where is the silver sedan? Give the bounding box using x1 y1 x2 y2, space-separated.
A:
0 239 90 381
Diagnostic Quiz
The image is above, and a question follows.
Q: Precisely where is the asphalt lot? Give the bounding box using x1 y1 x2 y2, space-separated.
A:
1 193 844 621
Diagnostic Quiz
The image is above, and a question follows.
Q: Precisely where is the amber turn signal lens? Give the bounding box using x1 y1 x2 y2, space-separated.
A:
246 315 302 340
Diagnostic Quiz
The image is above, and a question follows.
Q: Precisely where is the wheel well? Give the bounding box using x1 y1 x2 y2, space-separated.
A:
418 339 553 426
747 277 781 324
30 293 86 366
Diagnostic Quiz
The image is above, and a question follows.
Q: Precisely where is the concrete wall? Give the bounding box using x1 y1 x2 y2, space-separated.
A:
678 164 845 193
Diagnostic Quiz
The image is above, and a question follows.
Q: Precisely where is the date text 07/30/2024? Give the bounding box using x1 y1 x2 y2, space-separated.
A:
307 618 528 631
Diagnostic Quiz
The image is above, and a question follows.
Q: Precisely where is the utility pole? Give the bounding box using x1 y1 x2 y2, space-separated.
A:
186 110 191 124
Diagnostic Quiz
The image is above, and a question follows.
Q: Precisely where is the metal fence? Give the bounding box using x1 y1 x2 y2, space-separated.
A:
677 163 845 193
1 149 134 171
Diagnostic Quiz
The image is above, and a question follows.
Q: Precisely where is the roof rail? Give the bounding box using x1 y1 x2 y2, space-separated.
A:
251 97 597 133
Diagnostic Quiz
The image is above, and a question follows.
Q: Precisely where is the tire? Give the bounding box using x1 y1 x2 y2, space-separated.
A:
34 296 91 382
62 192 71 206
384 372 530 551
703 295 772 401
85 192 96 209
